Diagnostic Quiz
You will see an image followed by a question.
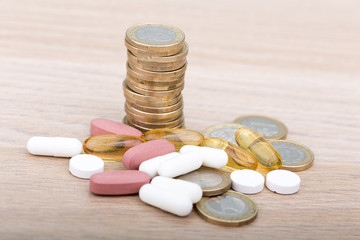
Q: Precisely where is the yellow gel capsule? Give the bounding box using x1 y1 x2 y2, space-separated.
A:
144 128 204 151
83 135 144 161
201 137 258 171
235 127 282 173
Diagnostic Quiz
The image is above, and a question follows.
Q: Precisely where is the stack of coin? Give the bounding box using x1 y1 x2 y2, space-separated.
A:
122 23 187 132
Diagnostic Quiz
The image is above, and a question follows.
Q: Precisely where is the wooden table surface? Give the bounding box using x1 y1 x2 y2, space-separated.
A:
1 0 359 239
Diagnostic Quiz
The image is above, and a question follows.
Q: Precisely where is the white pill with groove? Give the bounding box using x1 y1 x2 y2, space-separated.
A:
139 184 193 217
266 170 301 194
151 176 202 203
27 136 82 157
180 145 228 169
139 152 180 179
157 151 203 178
69 154 104 179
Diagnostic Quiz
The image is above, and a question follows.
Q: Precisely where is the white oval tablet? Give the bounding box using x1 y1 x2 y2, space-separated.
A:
139 184 193 217
139 152 180 179
27 136 82 157
266 170 301 194
157 151 203 178
69 154 104 179
230 169 265 194
151 176 202 203
179 145 228 169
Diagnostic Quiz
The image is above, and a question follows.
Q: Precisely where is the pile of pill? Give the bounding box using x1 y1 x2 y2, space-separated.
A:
26 115 314 226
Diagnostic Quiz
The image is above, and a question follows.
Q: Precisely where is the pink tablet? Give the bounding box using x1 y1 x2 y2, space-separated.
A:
90 170 150 195
122 139 175 170
90 118 142 137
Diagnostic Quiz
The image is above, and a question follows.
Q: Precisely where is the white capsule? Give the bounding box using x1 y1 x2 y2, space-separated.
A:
157 151 203 178
139 184 193 217
139 152 180 179
180 145 228 169
266 170 301 194
69 154 104 179
151 176 202 203
27 136 82 157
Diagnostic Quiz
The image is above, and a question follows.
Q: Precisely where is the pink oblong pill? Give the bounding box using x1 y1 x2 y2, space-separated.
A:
90 118 142 137
122 139 175 170
90 170 150 195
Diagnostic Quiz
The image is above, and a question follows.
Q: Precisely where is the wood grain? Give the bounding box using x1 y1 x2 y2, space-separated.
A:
1 0 359 239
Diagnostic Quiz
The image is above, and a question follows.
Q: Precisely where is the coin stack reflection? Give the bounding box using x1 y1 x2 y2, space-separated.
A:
122 23 187 132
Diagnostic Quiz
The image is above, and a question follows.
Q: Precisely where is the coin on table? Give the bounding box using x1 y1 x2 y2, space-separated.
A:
203 123 244 145
269 140 314 171
123 116 185 132
195 190 258 227
233 115 288 140
176 167 231 196
125 23 185 52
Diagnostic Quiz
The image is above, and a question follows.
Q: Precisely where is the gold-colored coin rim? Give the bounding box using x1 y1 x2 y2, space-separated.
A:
124 116 185 132
126 98 183 114
127 62 187 80
127 62 185 82
233 115 288 140
125 113 184 129
125 39 183 57
125 103 183 122
128 58 187 72
126 73 184 91
268 140 314 171
123 80 182 103
126 79 184 99
127 50 187 66
203 123 245 139
130 42 189 63
177 167 231 197
125 23 185 51
195 190 258 227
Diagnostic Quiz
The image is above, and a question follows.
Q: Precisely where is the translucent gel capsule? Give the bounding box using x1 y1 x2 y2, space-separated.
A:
235 127 282 173
83 135 144 161
201 137 258 171
144 128 204 151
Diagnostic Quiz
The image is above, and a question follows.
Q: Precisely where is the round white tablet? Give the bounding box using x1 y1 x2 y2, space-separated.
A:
69 154 104 179
230 169 265 194
266 170 301 194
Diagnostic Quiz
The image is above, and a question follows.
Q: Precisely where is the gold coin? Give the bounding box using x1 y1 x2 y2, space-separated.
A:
124 113 184 129
195 190 258 227
126 62 185 82
233 115 288 140
125 102 183 122
124 116 185 132
122 80 182 104
127 62 187 80
126 98 183 114
126 73 184 91
126 79 184 99
126 23 185 52
130 42 189 63
125 40 183 57
176 167 231 196
269 140 314 171
203 123 244 146
127 50 187 66
128 58 186 72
